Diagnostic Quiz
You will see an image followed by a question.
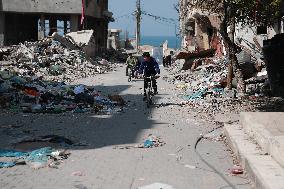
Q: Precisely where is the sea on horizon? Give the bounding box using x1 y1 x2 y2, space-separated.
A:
140 36 181 49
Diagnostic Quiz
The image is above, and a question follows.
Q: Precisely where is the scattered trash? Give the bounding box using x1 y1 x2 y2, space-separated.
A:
230 165 244 175
74 184 89 189
165 56 284 122
141 134 166 148
113 134 165 149
138 183 174 189
203 130 226 142
108 95 126 106
0 35 125 115
143 139 154 148
0 162 17 168
0 147 70 169
184 164 197 169
0 149 28 157
72 171 85 177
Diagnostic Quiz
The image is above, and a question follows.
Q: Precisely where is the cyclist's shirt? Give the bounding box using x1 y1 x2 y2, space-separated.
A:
139 57 160 77
126 57 137 68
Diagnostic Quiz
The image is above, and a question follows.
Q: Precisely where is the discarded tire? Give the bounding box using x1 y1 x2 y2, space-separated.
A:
263 33 284 97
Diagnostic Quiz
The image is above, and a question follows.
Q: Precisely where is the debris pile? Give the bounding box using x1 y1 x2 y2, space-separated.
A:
0 37 115 83
0 35 124 114
165 55 283 121
0 78 125 114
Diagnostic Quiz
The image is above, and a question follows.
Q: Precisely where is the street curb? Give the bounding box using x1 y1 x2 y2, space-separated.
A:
224 124 284 189
240 112 284 167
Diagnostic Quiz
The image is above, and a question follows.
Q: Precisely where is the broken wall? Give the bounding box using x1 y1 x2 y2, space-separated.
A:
86 18 108 54
107 29 122 50
1 0 82 14
181 14 222 53
235 22 283 60
1 0 109 19
66 30 96 58
179 0 222 52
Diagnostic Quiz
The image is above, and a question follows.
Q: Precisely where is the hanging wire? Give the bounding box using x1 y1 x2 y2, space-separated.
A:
114 12 136 20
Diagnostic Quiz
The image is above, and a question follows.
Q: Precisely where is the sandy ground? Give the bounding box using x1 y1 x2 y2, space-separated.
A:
0 65 251 189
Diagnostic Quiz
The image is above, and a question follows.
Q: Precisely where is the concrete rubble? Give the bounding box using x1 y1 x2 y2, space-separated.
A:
165 54 284 122
0 33 126 114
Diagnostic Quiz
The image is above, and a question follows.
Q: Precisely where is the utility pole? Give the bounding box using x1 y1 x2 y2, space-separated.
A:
136 0 141 52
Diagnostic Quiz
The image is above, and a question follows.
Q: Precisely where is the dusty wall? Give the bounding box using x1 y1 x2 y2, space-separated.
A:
0 0 107 18
86 18 108 53
235 23 280 59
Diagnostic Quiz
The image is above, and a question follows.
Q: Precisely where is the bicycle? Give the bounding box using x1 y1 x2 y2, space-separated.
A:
128 69 133 82
144 75 159 108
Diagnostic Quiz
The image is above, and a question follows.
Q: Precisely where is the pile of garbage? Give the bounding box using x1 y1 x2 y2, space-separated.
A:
0 36 115 83
0 33 126 114
0 147 70 169
166 57 228 100
166 56 283 121
0 77 125 114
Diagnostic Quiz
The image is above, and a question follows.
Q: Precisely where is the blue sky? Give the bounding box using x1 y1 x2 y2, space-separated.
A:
109 0 179 37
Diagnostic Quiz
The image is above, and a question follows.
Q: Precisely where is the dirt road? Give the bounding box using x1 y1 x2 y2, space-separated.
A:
0 65 251 189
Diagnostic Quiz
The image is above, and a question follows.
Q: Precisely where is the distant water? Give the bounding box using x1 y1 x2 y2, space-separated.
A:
140 36 181 49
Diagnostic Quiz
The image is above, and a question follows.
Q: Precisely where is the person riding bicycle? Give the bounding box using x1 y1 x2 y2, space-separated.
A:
139 52 160 100
126 53 138 78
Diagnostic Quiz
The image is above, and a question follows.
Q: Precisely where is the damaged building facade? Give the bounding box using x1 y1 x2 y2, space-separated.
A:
0 0 113 56
179 1 224 57
179 0 284 58
178 0 284 96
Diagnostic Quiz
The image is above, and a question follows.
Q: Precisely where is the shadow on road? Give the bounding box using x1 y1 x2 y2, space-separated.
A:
0 83 163 151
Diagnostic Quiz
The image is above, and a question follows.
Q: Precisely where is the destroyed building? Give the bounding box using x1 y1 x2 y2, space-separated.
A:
177 0 284 97
0 0 114 56
179 0 284 58
107 29 122 50
179 1 224 57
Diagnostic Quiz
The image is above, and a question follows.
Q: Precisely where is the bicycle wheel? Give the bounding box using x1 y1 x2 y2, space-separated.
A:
128 71 132 82
146 90 151 108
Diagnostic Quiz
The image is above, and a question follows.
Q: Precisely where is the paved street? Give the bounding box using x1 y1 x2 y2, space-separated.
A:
0 66 251 189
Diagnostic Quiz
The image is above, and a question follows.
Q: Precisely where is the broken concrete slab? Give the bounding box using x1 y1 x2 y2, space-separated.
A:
52 32 79 50
66 30 94 47
66 30 96 60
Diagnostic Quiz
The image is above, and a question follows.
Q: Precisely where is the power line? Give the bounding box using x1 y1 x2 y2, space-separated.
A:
141 11 178 25
114 12 135 20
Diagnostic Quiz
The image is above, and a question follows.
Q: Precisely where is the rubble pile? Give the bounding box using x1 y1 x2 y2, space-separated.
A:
0 77 125 114
166 57 228 99
166 57 283 121
0 36 124 114
0 38 114 83
102 48 128 63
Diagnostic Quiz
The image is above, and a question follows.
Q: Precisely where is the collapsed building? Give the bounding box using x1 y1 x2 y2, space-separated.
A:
107 29 122 50
0 0 114 56
179 1 224 57
179 0 284 58
178 0 284 96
